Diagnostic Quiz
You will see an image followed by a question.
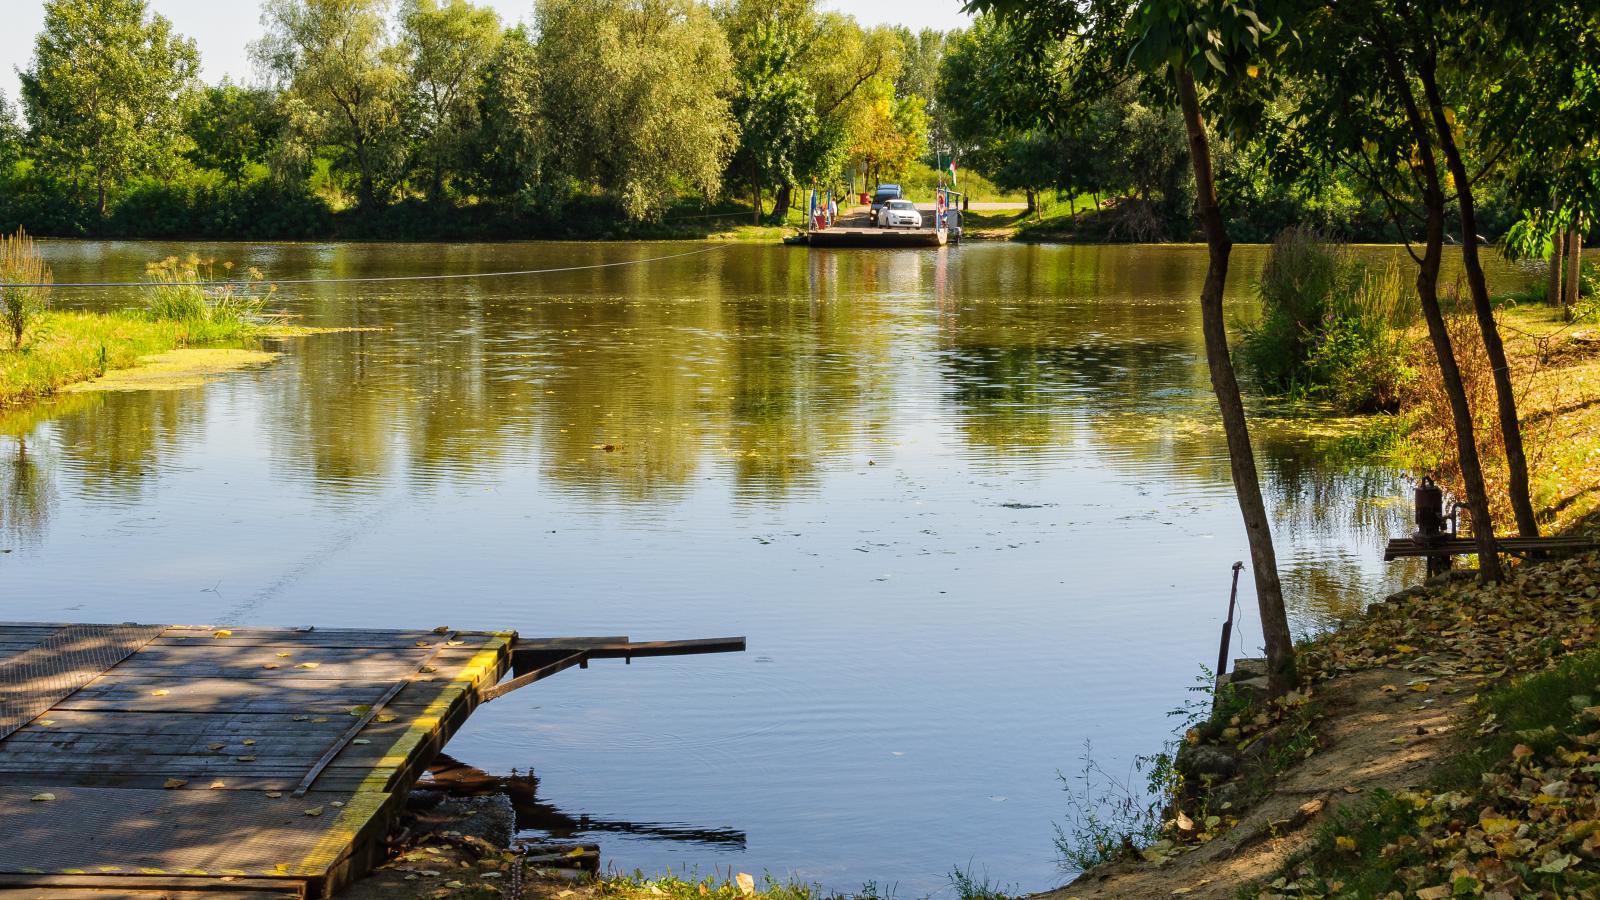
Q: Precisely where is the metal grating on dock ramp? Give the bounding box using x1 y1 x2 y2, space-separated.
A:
0 624 163 740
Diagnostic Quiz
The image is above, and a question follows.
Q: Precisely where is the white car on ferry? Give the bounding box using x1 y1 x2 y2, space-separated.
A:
876 199 923 229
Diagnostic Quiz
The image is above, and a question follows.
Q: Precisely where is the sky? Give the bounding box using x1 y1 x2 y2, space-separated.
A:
0 1 972 108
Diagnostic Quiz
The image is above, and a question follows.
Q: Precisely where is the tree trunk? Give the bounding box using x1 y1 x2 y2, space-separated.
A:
1174 70 1296 696
1566 226 1583 320
96 178 107 220
1550 225 1565 305
1382 48 1502 581
1025 189 1036 214
774 184 793 222
1420 63 1539 538
753 177 762 227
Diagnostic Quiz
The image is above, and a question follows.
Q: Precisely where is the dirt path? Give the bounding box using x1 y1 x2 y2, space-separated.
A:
1049 666 1479 899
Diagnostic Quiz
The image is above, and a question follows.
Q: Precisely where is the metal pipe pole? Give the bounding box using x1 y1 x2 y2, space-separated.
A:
1214 561 1244 698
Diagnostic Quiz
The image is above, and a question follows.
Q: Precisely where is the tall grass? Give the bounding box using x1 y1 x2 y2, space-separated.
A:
1237 226 1415 413
0 228 52 349
141 255 270 343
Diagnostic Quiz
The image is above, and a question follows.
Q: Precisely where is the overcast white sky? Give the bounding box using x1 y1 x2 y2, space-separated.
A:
1 0 972 109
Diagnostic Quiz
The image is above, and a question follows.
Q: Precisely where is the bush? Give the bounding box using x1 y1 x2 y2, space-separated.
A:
1237 226 1415 412
0 228 52 349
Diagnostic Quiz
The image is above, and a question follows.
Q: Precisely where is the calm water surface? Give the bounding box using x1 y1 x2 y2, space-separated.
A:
1 241 1534 894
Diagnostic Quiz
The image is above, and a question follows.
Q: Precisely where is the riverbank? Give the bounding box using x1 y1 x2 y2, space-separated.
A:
1044 303 1600 897
0 309 339 412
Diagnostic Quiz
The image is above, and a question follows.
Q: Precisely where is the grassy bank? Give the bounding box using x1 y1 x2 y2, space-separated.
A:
0 309 246 410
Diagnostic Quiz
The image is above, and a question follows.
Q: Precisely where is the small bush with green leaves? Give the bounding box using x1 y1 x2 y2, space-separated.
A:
1237 226 1415 413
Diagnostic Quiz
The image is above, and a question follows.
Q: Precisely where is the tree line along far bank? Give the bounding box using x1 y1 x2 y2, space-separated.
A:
0 0 950 241
7 0 1592 245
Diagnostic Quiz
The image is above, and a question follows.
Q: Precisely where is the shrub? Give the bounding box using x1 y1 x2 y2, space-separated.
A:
1237 226 1414 412
0 228 52 349
141 255 270 343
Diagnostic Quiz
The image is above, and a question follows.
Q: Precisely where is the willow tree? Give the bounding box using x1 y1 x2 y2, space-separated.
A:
18 0 199 218
254 0 409 209
399 0 502 203
535 0 736 221
965 0 1299 694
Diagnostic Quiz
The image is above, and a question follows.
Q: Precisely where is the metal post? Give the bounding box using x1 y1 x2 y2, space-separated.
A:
1415 476 1451 577
1214 561 1244 700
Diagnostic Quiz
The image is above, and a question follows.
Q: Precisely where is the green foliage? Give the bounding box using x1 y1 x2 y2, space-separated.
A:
0 229 52 350
462 25 544 200
19 0 200 216
726 18 821 208
947 865 1015 900
1238 227 1415 413
400 0 503 202
536 0 737 221
254 0 410 209
0 91 21 172
185 82 282 186
0 311 184 410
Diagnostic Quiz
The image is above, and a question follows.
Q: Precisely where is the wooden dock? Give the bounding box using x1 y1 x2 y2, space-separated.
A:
0 622 741 898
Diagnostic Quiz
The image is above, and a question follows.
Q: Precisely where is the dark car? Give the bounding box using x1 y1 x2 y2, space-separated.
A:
869 184 903 225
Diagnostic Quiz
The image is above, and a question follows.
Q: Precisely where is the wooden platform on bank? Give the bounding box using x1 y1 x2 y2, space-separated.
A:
1383 534 1598 561
0 622 741 898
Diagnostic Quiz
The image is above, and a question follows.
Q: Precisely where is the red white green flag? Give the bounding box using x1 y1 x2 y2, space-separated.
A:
946 159 958 185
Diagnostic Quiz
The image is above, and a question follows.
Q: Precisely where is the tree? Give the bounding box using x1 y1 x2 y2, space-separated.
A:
185 81 282 186
18 0 199 218
716 0 894 212
536 0 736 221
725 19 819 223
254 0 409 209
848 81 928 189
967 0 1299 694
399 0 502 202
1403 1 1553 539
893 27 948 154
1476 5 1600 324
463 25 544 201
1267 0 1503 579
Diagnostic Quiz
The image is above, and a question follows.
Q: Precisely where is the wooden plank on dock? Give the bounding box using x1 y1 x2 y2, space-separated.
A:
1383 534 1598 561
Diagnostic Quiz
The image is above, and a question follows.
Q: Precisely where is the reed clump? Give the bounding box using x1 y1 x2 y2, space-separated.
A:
141 255 272 343
1 228 52 349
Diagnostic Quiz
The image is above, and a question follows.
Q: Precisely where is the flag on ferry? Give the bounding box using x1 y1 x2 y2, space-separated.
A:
946 158 958 185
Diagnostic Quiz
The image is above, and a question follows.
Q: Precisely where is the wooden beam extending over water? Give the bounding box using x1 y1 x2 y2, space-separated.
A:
0 622 743 898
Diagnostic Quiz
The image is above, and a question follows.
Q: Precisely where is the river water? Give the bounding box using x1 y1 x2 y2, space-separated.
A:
1 240 1533 894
